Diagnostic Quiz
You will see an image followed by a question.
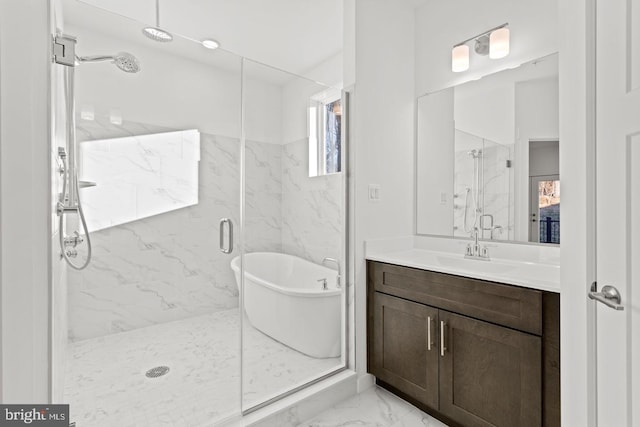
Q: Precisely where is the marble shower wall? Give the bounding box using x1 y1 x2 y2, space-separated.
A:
453 139 512 240
79 129 201 232
68 132 342 341
67 133 244 341
281 138 343 265
482 144 513 240
244 140 283 254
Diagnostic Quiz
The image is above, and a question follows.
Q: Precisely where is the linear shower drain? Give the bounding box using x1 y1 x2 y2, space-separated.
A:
145 366 170 378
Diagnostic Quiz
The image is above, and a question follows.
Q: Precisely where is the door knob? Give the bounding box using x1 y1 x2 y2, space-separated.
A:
588 282 624 311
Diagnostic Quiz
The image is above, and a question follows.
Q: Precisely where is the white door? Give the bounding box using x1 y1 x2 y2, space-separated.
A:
594 0 640 425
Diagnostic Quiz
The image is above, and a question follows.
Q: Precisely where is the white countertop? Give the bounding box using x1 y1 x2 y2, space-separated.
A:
365 236 561 293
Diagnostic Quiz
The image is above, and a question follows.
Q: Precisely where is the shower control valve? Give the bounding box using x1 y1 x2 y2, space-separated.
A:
64 231 84 248
57 202 78 216
64 248 78 258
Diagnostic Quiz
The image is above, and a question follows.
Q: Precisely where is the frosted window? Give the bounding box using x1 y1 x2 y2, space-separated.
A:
78 129 200 232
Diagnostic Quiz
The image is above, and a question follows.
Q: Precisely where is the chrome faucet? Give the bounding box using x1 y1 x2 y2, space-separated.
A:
491 224 503 240
465 227 490 261
317 278 328 290
322 257 342 288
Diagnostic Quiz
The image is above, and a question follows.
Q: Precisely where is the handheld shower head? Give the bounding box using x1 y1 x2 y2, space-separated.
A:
75 52 141 73
113 52 141 73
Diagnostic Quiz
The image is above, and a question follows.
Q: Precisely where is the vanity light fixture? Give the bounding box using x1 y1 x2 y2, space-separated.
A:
451 44 470 72
451 23 510 72
489 27 510 59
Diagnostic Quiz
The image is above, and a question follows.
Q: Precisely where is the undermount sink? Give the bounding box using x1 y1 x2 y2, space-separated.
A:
435 255 516 274
364 239 561 292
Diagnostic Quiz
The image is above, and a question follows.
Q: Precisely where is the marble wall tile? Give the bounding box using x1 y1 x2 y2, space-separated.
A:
68 132 242 341
281 139 343 266
245 140 283 254
481 144 512 241
453 141 513 241
69 132 343 343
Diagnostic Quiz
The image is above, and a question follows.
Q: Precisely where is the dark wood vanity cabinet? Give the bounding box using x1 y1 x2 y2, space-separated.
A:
371 292 440 408
367 261 560 427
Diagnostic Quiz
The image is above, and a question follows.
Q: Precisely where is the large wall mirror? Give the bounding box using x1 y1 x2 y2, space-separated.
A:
416 53 559 244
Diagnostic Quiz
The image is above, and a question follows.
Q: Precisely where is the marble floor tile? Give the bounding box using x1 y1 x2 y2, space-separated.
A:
298 387 449 427
64 309 341 427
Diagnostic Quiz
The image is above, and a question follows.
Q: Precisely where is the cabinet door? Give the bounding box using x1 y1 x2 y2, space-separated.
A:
370 292 439 408
439 311 541 427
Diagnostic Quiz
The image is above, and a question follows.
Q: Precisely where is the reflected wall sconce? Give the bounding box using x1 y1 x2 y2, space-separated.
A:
451 23 510 72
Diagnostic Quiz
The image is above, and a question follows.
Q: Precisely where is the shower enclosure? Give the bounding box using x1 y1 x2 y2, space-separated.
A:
453 129 513 240
51 1 348 425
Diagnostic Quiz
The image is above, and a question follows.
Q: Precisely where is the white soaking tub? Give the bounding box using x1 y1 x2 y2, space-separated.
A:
230 252 342 358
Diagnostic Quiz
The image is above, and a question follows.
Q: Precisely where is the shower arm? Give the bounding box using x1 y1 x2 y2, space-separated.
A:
76 54 115 64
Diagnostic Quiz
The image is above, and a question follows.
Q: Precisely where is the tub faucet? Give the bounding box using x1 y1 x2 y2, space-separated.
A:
317 278 328 290
322 257 342 288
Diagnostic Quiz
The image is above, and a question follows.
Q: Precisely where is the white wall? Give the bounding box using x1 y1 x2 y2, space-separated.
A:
353 0 416 387
415 0 559 95
67 24 244 139
454 81 514 147
0 0 52 402
416 88 455 235
529 140 560 177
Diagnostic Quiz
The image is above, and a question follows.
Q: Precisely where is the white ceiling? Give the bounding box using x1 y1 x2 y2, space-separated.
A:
71 0 343 77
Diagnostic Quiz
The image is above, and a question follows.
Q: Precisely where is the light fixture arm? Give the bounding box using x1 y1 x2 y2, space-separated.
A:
453 23 509 48
155 0 160 27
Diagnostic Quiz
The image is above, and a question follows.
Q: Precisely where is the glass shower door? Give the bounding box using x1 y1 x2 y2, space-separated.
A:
55 2 244 425
241 59 347 410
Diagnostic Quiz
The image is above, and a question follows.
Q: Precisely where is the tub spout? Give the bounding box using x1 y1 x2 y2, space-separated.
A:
317 278 328 290
322 257 341 288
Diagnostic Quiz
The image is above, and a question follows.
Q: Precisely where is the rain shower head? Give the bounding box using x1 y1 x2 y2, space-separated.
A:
142 26 173 42
76 52 141 73
142 0 173 42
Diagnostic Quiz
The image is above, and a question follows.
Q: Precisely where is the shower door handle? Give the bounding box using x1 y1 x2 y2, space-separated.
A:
219 218 233 254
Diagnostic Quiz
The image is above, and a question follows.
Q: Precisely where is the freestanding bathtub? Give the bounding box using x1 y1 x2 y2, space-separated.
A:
230 252 342 358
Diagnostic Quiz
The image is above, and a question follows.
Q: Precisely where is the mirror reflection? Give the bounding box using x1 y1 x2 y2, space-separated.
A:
416 53 559 244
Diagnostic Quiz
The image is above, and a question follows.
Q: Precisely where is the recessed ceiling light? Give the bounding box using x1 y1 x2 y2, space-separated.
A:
202 39 220 50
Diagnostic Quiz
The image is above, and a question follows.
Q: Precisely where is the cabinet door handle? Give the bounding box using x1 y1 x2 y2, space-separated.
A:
440 321 446 357
427 316 432 351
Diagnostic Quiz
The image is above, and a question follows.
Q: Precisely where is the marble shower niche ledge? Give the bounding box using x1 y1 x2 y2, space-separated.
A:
365 236 560 292
78 129 200 232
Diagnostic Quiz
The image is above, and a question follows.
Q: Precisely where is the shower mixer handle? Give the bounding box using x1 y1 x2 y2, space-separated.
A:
64 231 84 248
65 249 78 259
